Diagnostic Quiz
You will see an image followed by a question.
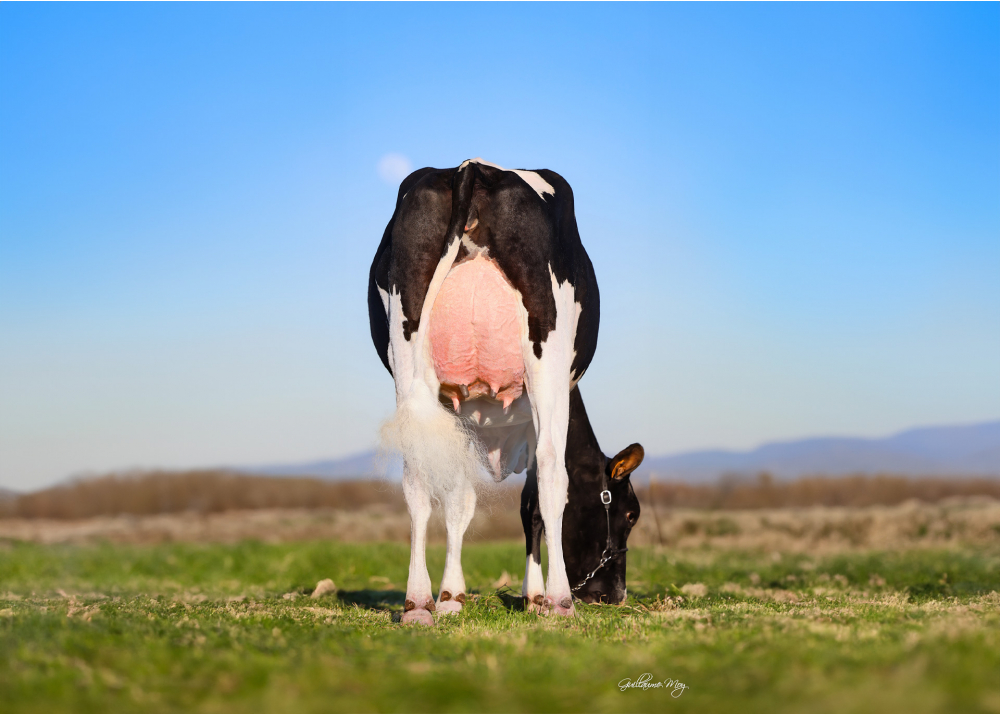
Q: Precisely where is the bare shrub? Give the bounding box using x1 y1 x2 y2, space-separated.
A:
637 473 1000 511
0 471 408 520
2 470 998 538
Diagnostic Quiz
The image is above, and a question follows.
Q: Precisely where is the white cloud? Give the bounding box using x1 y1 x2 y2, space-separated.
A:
376 153 413 185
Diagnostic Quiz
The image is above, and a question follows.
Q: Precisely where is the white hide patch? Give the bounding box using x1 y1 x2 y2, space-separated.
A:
458 158 555 200
459 157 504 171
377 285 392 371
460 233 485 256
522 267 582 393
510 170 555 200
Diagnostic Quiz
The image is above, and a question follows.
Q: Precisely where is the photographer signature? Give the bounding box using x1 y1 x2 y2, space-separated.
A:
618 673 690 697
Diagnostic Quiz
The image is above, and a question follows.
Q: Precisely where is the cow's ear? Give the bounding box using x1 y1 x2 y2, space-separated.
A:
608 443 644 481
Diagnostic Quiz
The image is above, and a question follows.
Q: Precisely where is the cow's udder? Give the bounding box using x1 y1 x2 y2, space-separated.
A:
429 255 525 411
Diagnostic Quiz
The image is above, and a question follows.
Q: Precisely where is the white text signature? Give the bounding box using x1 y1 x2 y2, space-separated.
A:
618 673 689 697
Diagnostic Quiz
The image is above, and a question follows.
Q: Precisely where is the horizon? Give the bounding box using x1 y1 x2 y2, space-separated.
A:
1 416 996 494
53 416 1000 488
2 4 999 491
250 416 1000 464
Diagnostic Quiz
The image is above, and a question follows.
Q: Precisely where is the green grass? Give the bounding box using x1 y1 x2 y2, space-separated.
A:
2 540 999 712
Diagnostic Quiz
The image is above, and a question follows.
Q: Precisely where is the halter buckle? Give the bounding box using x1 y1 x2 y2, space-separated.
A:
600 489 612 505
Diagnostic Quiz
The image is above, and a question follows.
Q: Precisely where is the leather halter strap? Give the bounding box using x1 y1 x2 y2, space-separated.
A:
571 471 628 594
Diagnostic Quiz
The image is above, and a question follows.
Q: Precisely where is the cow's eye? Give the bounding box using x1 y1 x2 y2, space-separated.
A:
626 511 638 525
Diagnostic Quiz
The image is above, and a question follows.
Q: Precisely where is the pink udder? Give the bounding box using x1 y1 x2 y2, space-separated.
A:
429 256 525 410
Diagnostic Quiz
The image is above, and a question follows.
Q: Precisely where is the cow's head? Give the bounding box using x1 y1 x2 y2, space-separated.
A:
563 442 644 604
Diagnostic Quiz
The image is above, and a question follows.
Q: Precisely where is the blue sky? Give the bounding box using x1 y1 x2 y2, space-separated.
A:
1 3 998 490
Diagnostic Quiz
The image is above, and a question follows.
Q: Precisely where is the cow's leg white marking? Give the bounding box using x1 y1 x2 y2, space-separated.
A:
519 267 581 617
523 552 545 611
400 466 434 625
437 475 476 614
531 386 572 616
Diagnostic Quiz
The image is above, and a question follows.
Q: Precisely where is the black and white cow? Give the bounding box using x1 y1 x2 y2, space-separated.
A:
368 158 644 623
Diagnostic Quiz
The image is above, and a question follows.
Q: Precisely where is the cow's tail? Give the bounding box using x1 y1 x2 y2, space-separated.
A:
448 160 483 246
378 386 492 499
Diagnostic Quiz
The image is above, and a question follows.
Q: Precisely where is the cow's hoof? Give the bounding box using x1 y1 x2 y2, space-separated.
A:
401 597 436 626
543 595 576 617
400 608 435 626
525 594 546 614
436 600 463 615
436 591 465 615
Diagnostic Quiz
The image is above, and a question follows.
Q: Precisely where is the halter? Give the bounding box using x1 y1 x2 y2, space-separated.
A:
571 472 629 593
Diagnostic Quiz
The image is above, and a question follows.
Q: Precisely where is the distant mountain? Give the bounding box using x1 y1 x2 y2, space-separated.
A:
246 420 1000 483
243 452 404 480
641 420 1000 482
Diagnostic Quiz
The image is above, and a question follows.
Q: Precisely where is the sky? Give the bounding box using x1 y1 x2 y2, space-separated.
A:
1 3 998 492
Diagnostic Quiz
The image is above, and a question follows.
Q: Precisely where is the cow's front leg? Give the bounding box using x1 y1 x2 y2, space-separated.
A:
401 465 435 625
437 476 476 614
520 465 546 612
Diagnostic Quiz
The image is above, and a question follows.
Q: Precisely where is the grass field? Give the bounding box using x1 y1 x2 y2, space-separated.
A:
2 540 999 712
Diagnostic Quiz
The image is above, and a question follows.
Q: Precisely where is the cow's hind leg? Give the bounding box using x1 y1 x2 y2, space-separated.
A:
401 465 435 626
380 166 481 626
437 476 476 614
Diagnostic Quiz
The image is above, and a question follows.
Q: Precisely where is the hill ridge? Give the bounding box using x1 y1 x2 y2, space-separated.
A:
242 420 1000 483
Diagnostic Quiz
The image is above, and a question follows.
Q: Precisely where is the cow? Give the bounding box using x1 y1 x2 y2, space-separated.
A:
368 158 644 624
